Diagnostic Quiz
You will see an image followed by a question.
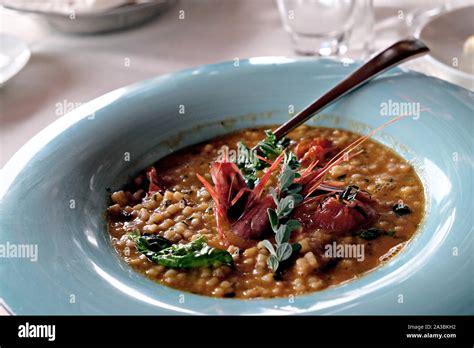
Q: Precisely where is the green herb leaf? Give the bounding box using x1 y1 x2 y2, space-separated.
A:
264 129 277 143
236 142 261 188
276 194 304 218
258 130 289 160
129 232 172 253
284 152 300 170
263 151 304 274
276 243 293 261
278 153 301 192
132 235 233 268
286 183 302 195
262 239 276 256
276 195 295 218
269 187 279 205
291 243 302 253
259 143 280 158
267 255 280 273
237 131 290 188
267 208 279 233
128 231 140 241
275 224 290 244
356 228 397 240
286 219 301 232
279 168 296 193
292 193 304 204
355 228 383 240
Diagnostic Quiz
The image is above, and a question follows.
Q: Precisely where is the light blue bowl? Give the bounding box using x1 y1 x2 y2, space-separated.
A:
1 58 473 315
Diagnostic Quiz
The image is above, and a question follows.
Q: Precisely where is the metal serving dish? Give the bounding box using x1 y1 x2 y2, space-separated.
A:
3 0 175 34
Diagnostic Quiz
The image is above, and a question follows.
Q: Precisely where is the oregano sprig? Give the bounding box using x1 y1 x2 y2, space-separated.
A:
237 130 290 188
263 152 303 273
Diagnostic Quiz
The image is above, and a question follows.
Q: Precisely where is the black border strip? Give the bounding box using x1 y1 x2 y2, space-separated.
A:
0 315 472 346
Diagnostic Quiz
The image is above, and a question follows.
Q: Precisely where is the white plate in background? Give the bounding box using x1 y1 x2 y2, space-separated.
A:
0 34 30 86
416 6 474 91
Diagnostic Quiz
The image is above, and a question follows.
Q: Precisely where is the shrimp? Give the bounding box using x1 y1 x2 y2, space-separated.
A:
197 116 404 244
292 116 404 233
196 153 285 248
295 138 338 167
292 186 378 233
146 166 162 194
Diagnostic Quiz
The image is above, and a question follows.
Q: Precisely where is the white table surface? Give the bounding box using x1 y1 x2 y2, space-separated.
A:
0 0 469 168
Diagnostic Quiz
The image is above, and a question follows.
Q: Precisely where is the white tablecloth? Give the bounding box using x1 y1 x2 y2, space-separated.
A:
0 0 467 167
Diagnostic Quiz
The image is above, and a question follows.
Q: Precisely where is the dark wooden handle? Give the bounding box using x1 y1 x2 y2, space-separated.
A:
272 39 430 140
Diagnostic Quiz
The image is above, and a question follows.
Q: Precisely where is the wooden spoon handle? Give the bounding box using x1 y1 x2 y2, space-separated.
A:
272 39 429 140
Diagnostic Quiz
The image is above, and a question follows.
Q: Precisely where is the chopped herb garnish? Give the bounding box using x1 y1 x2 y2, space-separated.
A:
355 228 396 240
356 228 383 240
258 130 291 160
237 130 290 188
392 202 411 216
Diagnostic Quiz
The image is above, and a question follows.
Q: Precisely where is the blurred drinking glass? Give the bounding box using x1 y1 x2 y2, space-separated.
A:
277 0 374 58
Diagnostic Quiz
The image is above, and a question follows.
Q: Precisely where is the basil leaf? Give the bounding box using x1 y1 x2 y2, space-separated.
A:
151 245 233 268
133 235 233 268
141 234 172 252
